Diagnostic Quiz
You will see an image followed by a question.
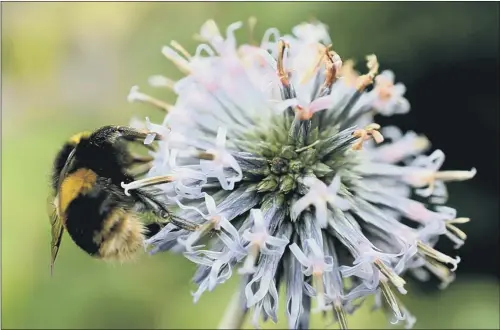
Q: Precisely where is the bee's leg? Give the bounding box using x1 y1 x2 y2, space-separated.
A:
133 189 199 232
118 127 161 152
117 126 164 142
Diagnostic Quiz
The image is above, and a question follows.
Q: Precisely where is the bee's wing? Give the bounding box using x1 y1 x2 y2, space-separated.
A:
47 196 64 276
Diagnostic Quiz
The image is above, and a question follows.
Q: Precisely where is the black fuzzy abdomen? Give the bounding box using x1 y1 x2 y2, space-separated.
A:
64 179 135 257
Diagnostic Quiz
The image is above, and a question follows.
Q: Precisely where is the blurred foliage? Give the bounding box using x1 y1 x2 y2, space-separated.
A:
1 2 499 329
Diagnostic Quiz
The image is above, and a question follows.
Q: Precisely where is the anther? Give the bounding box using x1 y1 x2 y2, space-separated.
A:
170 40 192 60
445 217 470 241
248 17 257 45
374 259 407 294
196 151 216 161
161 46 191 74
277 40 290 87
417 241 461 271
322 47 342 89
333 301 348 330
424 258 456 290
355 54 379 91
352 123 384 150
410 168 476 196
379 279 405 321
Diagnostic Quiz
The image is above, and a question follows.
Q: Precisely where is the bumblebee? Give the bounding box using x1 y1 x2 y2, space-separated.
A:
48 125 196 274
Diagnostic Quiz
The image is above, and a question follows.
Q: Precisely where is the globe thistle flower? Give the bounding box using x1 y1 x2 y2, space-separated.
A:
124 18 476 329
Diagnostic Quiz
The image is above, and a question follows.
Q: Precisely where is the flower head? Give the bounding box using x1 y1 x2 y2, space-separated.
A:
127 19 475 329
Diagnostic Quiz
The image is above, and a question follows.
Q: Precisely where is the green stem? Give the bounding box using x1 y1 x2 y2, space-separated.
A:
218 290 248 329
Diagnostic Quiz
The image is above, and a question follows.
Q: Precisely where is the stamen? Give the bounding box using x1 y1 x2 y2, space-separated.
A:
277 39 290 87
445 218 469 241
127 86 174 112
333 301 348 330
121 175 175 196
434 168 477 182
248 16 257 45
161 46 191 73
379 279 404 321
447 217 470 224
181 217 221 249
196 151 216 161
170 40 192 60
352 123 384 150
417 241 460 271
322 47 342 89
424 258 456 290
148 75 177 89
356 54 379 91
374 259 407 294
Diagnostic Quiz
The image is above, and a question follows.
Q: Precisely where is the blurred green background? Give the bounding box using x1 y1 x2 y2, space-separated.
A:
2 2 499 329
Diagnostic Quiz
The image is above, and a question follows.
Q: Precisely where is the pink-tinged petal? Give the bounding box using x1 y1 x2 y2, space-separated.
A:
309 96 333 114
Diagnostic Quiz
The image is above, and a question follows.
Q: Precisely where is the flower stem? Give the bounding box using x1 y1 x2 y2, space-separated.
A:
218 290 248 329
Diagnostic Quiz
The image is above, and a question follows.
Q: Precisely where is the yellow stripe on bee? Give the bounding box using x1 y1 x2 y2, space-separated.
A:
68 131 91 145
59 168 97 217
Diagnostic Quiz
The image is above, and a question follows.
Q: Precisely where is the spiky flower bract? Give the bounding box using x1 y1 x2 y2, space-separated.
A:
125 19 476 329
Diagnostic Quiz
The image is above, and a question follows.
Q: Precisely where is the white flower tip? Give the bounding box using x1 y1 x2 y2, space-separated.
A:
191 291 202 304
127 85 141 103
161 46 172 57
238 266 256 275
121 182 131 196
397 286 408 295
450 256 461 271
